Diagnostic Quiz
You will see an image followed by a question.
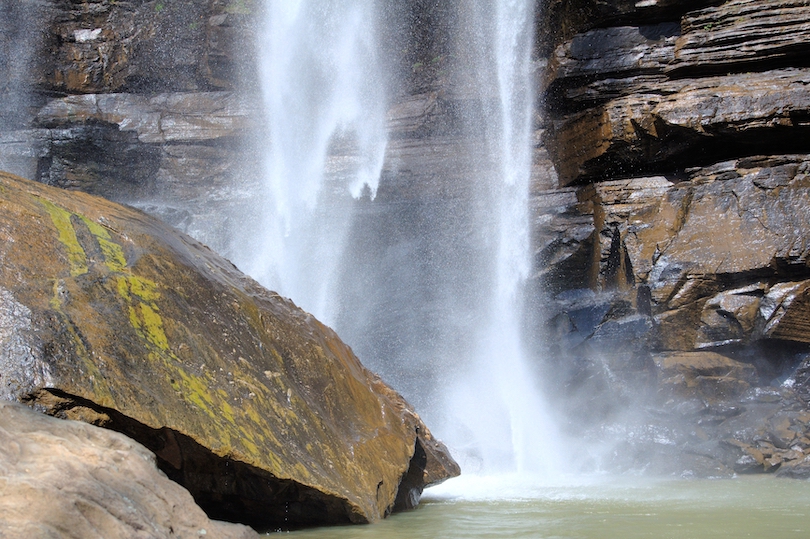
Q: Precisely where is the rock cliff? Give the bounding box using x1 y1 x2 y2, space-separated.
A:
0 0 262 254
535 0 810 474
3 0 810 482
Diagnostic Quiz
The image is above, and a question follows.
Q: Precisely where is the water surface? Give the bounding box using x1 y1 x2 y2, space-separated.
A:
281 475 810 538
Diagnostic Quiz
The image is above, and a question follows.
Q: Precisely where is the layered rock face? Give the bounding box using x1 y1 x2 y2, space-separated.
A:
0 0 262 254
5 0 810 482
536 0 810 474
0 171 458 530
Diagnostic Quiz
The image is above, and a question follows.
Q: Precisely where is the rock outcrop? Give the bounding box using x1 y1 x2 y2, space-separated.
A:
536 0 810 475
0 0 262 255
0 400 258 539
4 0 810 482
0 171 458 530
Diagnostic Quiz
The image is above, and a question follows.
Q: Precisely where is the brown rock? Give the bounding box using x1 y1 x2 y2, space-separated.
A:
776 455 810 478
36 0 257 95
533 156 810 350
550 156 810 348
654 351 758 401
580 176 674 289
644 158 810 345
549 69 810 185
761 280 810 343
0 171 458 529
695 284 765 347
671 0 810 75
0 400 258 539
767 414 797 449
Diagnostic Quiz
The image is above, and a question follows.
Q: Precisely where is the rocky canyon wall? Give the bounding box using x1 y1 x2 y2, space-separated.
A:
534 0 810 475
0 0 263 255
3 0 810 478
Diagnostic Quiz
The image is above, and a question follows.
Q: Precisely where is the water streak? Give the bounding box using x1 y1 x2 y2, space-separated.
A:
440 0 561 477
246 0 560 479
238 0 387 321
0 1 45 178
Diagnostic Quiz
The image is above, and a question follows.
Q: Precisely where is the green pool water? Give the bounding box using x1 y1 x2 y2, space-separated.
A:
278 474 810 538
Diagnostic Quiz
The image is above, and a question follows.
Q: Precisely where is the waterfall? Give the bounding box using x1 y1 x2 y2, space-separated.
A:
0 0 45 179
436 0 561 475
247 0 561 477
234 0 387 322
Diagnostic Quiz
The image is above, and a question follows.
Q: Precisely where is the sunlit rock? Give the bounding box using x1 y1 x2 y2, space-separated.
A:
670 0 810 74
546 156 810 351
0 400 258 539
0 171 458 530
548 69 810 185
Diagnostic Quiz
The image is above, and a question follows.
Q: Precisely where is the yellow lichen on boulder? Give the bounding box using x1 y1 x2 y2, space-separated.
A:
0 171 459 530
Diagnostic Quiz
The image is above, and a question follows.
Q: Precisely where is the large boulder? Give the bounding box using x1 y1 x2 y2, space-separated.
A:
0 171 458 530
0 400 258 539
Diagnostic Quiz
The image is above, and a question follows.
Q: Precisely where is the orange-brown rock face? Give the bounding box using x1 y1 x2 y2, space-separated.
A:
0 171 458 530
535 0 810 476
538 0 810 354
543 0 810 185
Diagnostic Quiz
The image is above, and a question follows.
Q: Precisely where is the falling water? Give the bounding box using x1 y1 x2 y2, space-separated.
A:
246 0 560 477
0 0 46 179
233 0 387 322
436 0 561 476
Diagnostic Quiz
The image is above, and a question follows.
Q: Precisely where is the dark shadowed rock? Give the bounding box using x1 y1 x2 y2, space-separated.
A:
35 0 258 95
548 23 680 83
0 400 258 539
537 0 720 58
0 171 458 530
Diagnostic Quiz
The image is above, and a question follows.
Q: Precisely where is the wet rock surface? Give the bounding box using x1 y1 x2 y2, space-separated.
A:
0 0 263 256
2 0 810 485
536 0 810 476
0 400 258 539
0 171 458 530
